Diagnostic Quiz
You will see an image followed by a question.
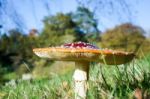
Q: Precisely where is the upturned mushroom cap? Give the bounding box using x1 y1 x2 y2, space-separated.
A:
33 42 135 65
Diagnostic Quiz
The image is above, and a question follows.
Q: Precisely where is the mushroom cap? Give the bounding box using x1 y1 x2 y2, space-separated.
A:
33 47 135 65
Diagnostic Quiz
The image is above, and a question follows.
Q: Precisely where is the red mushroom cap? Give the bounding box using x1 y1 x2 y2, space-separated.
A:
33 42 135 65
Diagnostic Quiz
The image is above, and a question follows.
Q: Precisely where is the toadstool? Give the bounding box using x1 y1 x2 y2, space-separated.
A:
33 41 135 99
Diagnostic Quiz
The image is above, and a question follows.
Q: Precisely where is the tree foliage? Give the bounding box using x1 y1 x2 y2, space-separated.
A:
40 13 86 46
0 29 39 79
71 6 100 42
101 23 146 52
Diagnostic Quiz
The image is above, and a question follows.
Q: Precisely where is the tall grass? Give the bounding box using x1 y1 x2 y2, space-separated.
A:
0 55 150 99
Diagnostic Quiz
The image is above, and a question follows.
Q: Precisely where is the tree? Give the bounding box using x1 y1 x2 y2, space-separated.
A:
71 6 100 42
101 23 145 52
0 28 39 77
40 13 86 46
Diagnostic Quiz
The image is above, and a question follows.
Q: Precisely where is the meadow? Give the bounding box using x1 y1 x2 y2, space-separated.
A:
1 1 150 99
0 54 150 99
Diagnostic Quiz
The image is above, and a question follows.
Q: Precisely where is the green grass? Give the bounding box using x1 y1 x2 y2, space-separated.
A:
0 56 150 99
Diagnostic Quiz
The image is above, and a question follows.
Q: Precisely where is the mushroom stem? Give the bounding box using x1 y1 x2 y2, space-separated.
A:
73 61 89 99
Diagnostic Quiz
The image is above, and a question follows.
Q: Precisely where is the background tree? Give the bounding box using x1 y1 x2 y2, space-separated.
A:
40 13 86 47
0 28 39 79
101 23 145 53
71 6 100 42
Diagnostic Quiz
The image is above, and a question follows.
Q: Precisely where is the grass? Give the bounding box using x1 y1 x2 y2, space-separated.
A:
0 55 150 99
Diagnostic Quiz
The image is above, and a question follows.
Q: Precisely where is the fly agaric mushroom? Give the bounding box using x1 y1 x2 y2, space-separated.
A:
33 41 134 99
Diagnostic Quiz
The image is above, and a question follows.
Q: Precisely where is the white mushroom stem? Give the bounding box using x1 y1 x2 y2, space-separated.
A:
73 61 89 99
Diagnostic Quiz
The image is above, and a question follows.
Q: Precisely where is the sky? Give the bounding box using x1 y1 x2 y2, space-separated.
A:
1 0 150 35
135 0 150 32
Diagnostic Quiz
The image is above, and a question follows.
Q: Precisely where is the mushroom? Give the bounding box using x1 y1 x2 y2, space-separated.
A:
33 41 135 99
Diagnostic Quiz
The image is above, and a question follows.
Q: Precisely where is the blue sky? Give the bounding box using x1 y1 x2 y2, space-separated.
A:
135 0 150 31
1 0 150 35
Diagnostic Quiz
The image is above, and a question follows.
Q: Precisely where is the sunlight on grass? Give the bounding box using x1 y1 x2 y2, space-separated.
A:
0 56 150 99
